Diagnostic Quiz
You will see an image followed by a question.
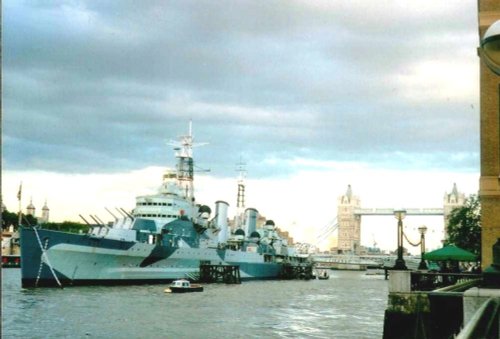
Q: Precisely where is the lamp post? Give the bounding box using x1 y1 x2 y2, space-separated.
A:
418 225 428 270
393 209 407 270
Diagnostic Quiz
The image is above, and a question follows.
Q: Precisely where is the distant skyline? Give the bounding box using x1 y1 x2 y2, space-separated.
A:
3 1 480 252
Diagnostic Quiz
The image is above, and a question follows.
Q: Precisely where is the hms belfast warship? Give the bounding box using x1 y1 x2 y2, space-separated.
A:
20 124 305 287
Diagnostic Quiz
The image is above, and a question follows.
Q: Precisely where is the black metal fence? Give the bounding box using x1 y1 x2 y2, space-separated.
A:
410 272 482 291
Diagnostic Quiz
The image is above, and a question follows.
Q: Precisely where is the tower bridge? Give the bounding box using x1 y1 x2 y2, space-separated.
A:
334 183 465 254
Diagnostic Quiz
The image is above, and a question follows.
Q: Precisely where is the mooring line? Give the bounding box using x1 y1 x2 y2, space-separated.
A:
34 238 49 287
32 227 63 288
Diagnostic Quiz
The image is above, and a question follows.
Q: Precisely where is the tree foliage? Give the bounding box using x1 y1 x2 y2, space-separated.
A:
1 209 87 234
445 195 481 257
1 210 37 228
2 210 19 228
43 221 88 234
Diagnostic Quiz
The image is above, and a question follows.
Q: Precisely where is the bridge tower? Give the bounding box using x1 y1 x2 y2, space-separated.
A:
443 183 465 240
337 185 361 254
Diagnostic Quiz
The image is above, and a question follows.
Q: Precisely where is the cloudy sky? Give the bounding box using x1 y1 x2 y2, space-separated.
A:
2 1 481 252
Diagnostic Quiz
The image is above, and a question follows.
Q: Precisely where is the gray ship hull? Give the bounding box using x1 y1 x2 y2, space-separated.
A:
20 227 283 287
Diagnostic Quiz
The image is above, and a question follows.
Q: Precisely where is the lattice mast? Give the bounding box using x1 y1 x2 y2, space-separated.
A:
167 121 207 203
236 159 247 228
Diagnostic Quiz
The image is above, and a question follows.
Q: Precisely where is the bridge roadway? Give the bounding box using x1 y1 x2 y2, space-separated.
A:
353 208 444 216
312 254 423 270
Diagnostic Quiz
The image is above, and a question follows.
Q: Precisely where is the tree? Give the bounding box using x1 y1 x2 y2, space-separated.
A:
1 210 37 229
1 209 87 234
445 194 481 257
43 221 88 234
2 210 18 229
22 214 38 227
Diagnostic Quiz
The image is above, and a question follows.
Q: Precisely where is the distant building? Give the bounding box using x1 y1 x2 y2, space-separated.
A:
24 199 50 224
295 242 318 254
443 183 466 239
40 200 50 224
26 198 36 216
276 227 294 245
478 0 500 269
256 215 266 228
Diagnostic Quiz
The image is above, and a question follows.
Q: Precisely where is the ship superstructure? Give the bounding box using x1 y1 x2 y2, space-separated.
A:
20 123 306 287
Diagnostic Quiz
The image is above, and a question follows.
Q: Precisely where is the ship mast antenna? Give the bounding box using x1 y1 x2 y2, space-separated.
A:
166 121 207 202
235 158 247 228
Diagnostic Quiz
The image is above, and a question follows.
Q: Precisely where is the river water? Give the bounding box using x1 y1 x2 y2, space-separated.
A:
2 269 388 338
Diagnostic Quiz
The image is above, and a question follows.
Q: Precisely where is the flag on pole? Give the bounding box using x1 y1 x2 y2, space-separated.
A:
17 182 22 201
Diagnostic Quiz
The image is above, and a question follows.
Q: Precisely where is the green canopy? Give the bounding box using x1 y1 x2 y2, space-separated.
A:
423 245 478 262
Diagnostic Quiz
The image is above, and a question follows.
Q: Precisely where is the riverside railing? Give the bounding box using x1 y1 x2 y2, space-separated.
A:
456 297 500 339
410 272 483 291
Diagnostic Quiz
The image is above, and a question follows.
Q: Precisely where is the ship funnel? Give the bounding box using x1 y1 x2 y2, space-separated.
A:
215 201 229 243
244 208 258 236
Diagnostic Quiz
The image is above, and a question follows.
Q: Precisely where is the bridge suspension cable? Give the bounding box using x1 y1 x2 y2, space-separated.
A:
316 218 337 238
316 224 338 241
316 217 337 236
315 217 339 245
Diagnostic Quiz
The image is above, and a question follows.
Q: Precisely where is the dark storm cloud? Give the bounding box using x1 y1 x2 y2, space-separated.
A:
3 1 479 177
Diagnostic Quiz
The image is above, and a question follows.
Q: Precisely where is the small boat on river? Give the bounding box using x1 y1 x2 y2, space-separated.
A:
317 269 330 280
164 279 203 293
